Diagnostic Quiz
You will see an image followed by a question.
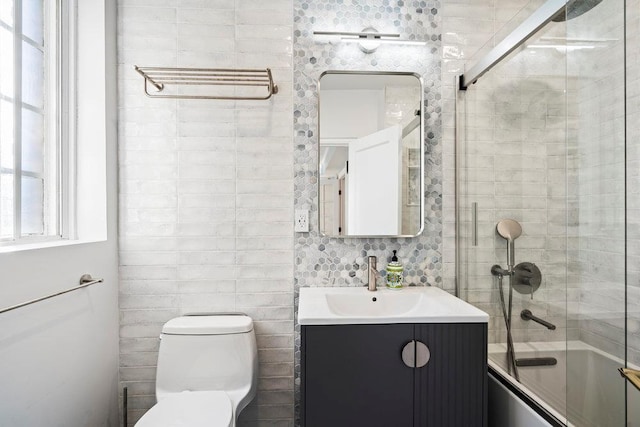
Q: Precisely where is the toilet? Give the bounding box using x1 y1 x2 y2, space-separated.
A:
135 314 258 427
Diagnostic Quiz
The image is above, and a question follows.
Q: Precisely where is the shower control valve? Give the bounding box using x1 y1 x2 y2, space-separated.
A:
490 264 512 277
512 262 542 299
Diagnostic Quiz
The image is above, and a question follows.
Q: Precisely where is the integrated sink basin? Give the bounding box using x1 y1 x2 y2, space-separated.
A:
325 292 422 317
298 286 489 325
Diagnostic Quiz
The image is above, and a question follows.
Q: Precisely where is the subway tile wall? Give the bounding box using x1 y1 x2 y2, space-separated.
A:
117 0 295 425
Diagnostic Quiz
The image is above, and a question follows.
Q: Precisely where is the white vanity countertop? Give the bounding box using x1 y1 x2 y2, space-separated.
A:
298 285 489 325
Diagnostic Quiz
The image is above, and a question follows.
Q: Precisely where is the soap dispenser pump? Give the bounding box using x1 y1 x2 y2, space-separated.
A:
386 250 404 289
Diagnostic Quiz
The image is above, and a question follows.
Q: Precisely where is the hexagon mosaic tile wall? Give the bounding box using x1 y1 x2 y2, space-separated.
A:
293 0 443 423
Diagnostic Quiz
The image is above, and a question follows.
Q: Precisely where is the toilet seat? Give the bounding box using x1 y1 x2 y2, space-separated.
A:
135 391 233 427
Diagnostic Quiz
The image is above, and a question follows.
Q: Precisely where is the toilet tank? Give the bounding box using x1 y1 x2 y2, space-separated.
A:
155 314 258 408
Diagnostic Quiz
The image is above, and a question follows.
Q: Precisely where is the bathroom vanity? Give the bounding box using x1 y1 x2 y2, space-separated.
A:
298 286 489 427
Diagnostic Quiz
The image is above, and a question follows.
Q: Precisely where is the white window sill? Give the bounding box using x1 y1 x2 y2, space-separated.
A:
0 238 106 254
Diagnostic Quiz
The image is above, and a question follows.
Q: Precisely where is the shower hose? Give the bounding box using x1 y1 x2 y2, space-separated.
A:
496 273 520 381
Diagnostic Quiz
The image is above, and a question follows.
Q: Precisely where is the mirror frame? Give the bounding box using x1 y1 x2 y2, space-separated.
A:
317 70 425 238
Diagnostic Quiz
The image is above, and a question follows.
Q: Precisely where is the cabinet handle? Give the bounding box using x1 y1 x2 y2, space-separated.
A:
401 340 431 368
401 340 416 368
415 340 430 368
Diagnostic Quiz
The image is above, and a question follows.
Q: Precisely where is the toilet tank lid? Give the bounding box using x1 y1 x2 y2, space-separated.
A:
162 314 253 335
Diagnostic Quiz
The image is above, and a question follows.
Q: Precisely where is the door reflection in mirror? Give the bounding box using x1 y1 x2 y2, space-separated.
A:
318 71 424 237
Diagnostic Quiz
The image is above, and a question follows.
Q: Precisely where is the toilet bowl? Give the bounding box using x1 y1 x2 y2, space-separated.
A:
134 314 258 427
135 391 232 427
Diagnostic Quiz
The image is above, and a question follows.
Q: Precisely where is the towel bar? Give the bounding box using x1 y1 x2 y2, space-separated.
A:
0 274 104 314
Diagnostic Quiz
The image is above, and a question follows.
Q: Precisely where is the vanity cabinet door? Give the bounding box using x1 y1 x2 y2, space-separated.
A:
413 323 488 427
302 324 415 427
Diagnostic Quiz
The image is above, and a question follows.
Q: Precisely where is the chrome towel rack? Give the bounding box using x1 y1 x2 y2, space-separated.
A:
0 274 104 315
134 66 279 100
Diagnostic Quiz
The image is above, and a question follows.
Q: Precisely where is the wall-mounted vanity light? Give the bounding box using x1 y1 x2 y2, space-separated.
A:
313 27 426 53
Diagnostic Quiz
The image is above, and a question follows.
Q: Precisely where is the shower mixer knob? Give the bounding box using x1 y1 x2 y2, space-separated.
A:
512 262 542 299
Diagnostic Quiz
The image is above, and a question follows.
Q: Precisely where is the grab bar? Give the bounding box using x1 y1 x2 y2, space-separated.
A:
520 309 556 330
0 274 103 314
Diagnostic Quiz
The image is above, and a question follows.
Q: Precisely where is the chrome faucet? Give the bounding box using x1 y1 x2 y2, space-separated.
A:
367 256 377 291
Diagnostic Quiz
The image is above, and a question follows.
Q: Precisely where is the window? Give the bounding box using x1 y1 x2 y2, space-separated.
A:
0 0 67 244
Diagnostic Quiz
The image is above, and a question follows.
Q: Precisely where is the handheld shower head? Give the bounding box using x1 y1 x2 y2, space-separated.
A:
496 219 522 241
496 219 522 271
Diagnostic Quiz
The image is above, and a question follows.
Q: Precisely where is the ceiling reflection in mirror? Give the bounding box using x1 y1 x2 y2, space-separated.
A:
318 71 424 237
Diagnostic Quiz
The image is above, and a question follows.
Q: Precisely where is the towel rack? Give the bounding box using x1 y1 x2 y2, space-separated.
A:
134 66 279 100
0 274 104 314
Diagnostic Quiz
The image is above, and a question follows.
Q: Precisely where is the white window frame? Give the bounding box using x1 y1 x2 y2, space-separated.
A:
59 0 76 242
0 0 75 246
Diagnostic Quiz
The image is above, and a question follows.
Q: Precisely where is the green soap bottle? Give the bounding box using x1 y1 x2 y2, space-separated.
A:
386 250 404 289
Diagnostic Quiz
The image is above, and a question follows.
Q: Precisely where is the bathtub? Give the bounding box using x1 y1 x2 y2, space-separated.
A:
488 341 636 427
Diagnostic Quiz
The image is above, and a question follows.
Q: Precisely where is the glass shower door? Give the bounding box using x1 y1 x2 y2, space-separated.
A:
458 15 570 418
565 0 627 425
625 0 640 424
457 0 631 424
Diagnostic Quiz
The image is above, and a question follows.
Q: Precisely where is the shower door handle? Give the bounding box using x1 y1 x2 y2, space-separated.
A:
472 202 478 246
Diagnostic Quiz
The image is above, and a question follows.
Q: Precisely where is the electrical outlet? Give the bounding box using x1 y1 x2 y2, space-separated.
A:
295 209 309 232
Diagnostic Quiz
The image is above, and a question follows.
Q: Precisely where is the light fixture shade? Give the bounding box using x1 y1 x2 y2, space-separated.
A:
313 28 426 53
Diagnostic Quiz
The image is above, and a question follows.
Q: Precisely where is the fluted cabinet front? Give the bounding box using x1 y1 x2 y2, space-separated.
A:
301 323 487 427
